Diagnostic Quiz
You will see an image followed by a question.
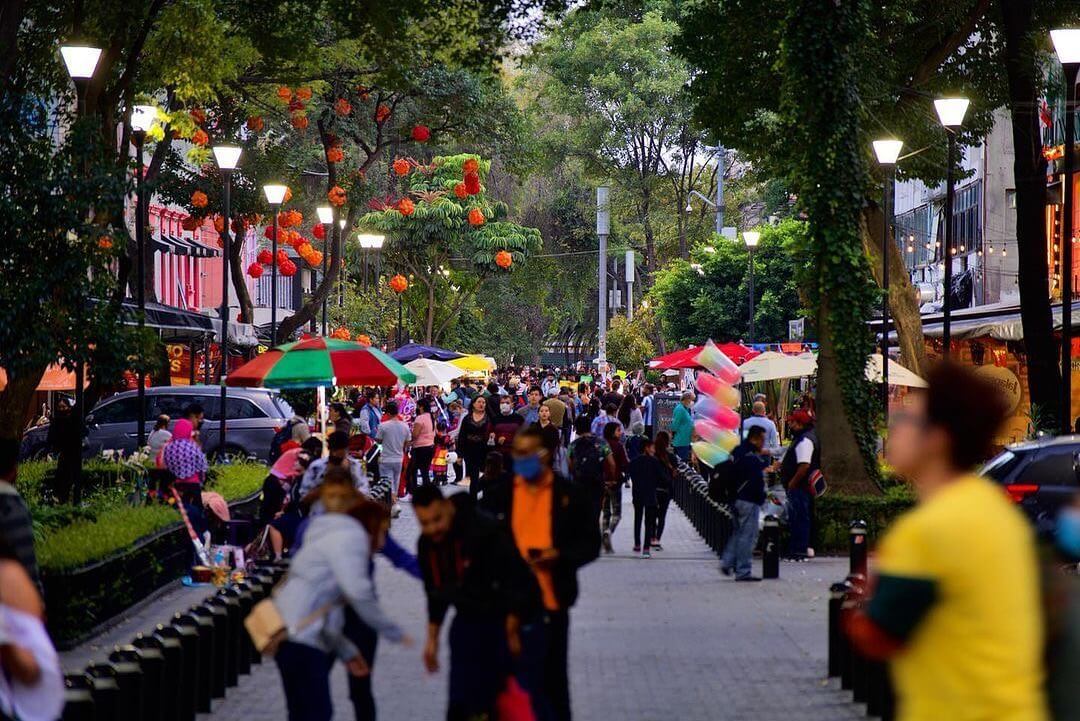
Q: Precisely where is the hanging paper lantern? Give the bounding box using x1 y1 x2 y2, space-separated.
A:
464 171 481 195
392 158 410 176
97 236 113 250
411 125 430 142
327 146 344 164
276 248 289 265
375 104 391 123
280 259 297 277
306 250 323 267
181 216 200 232
495 250 513 269
390 274 408 293
213 216 225 233
357 85 370 100
334 98 352 116
453 182 468 199
331 327 351 340
246 115 264 132
247 262 264 278
191 190 208 208
288 97 305 114
291 113 309 130
328 185 347 206
356 334 372 346
190 107 206 125
468 208 485 226
463 158 479 174
283 187 293 203
276 86 293 102
264 226 277 241
312 223 326 240
257 248 273 265
398 198 415 216
295 87 312 101
191 128 209 146
297 241 314 257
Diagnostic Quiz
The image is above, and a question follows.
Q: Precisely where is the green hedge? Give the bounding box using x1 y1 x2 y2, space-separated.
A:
23 461 266 572
814 487 915 553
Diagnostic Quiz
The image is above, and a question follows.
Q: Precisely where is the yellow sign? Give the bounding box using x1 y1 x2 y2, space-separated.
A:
975 364 1022 414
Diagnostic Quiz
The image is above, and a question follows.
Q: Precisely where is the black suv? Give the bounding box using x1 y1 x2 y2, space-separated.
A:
981 435 1080 536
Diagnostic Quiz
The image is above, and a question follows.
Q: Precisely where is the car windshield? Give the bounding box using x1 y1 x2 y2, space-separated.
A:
979 450 1022 482
273 394 294 419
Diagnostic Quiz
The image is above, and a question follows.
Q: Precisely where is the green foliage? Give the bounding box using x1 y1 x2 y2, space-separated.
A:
606 315 656 372
649 220 806 346
814 491 915 553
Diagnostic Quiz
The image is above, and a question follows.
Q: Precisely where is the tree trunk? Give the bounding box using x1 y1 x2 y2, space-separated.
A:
816 299 880 495
0 365 44 443
424 277 436 345
999 0 1062 424
639 187 657 274
861 205 930 376
230 229 253 324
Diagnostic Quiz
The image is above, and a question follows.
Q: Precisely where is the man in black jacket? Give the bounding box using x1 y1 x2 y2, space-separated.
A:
721 426 774 581
415 485 542 721
479 425 601 721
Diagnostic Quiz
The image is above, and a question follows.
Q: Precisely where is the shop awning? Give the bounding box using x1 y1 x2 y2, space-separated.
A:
151 233 220 257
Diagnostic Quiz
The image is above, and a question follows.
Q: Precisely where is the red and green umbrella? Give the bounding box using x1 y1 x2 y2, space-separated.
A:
227 337 416 388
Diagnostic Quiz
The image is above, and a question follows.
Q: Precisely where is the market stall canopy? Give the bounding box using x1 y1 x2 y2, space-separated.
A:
738 351 818 382
649 346 704 369
227 337 416 388
37 364 87 391
390 343 464 363
404 358 467 386
448 354 497 373
716 342 760 364
865 354 927 388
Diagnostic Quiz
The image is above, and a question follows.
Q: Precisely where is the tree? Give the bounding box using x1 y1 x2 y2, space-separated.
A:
606 315 656 372
649 220 806 347
358 153 542 344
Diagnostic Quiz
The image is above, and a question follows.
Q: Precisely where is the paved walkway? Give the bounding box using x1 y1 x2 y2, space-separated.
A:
188 493 866 720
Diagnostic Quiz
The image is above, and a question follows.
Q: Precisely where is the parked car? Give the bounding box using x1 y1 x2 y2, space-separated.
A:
21 385 294 463
980 435 1080 536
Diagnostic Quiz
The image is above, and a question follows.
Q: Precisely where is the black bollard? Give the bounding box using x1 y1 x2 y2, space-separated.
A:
162 621 200 720
106 647 145 721
175 612 214 712
222 587 253 675
61 673 96 721
150 626 186 721
240 580 266 665
85 663 122 721
190 603 229 698
132 634 168 721
762 515 780 579
840 579 866 694
210 593 243 683
849 520 868 577
828 580 851 678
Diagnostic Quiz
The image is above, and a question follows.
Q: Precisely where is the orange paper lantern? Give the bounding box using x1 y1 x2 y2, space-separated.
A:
463 158 479 174
191 128 208 146
327 147 344 164
328 186 347 207
334 98 352 116
295 87 312 101
495 250 513 269
246 115 264 132
398 198 415 216
277 86 292 102
191 190 208 208
468 208 485 226
392 158 410 177
390 274 408 293
291 114 309 130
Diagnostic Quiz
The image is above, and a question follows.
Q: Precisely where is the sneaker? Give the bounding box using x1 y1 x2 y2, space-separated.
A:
632 545 641 553
642 549 651 559
720 565 733 577
651 542 663 551
602 531 613 554
390 504 401 519
735 576 762 582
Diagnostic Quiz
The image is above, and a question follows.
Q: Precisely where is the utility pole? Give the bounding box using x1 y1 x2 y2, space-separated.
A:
625 249 635 321
716 146 725 235
597 186 610 369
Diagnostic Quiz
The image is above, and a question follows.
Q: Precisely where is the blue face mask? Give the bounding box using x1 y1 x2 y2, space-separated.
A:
1056 508 1080 560
513 454 543 480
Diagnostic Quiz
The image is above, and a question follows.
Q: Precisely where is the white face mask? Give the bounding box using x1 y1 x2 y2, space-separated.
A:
500 403 513 414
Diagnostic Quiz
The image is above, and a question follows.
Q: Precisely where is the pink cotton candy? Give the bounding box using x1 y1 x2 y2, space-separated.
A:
696 395 741 431
695 341 741 385
696 373 740 408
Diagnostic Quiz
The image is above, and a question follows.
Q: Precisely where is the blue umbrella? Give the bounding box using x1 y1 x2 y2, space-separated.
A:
390 343 464 363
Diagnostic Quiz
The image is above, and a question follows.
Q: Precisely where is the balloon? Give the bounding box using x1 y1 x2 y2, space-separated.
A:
692 441 730 468
696 340 741 384
696 373 740 408
695 395 741 431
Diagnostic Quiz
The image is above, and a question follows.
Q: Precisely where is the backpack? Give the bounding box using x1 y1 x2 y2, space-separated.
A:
269 419 300 463
570 436 605 490
707 458 738 505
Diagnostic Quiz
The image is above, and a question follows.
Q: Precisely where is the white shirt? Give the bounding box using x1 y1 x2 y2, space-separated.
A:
299 457 368 498
794 436 814 464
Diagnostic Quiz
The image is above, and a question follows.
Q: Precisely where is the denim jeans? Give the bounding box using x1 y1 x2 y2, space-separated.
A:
379 460 403 503
787 487 812 558
721 500 761 578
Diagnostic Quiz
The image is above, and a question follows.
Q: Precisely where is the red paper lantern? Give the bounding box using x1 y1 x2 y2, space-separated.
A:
257 248 273 265
375 104 391 123
247 262 264 278
264 226 277 240
392 158 410 177
190 107 206 125
411 125 430 142
453 182 468 199
181 217 200 232
276 249 289 265
191 128 208 146
280 259 297 277
463 158 479 174
390 274 408 293
468 208 485 226
312 223 326 240
495 250 513 269
398 198 415 216
464 171 481 195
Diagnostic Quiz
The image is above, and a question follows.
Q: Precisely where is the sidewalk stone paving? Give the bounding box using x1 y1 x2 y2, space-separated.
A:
64 492 868 720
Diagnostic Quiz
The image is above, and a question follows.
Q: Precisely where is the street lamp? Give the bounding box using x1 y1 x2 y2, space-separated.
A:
130 104 156 448
357 234 385 292
212 144 241 457
873 138 903 417
743 231 761 343
1053 28 1080 434
597 186 610 370
263 184 288 345
934 97 969 360
316 206 334 336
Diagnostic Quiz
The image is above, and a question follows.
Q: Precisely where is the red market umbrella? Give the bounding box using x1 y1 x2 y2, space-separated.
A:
716 342 760 365
226 337 416 388
648 346 705 369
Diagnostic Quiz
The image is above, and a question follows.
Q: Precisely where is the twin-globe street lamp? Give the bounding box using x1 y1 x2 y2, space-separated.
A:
316 206 334 336
262 184 288 345
212 145 242 456
1052 28 1080 434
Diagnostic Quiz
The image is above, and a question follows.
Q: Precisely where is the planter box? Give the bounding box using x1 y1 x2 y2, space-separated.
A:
44 491 261 649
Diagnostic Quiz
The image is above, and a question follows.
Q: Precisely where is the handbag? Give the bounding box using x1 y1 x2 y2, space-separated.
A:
244 579 340 657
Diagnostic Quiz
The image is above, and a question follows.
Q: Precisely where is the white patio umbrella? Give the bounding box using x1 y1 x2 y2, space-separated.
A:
404 358 467 386
865 354 927 388
738 351 818 382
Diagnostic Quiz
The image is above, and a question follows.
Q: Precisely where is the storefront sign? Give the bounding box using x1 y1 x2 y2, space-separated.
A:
975 364 1022 414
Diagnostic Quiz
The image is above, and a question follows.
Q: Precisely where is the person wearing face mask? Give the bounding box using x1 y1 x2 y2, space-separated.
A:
845 363 1045 721
491 395 525 450
478 426 600 721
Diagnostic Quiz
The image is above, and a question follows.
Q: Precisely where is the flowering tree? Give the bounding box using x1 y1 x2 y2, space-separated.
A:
359 153 542 344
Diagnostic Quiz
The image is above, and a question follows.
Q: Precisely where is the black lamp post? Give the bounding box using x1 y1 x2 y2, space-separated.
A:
743 231 760 343
130 104 156 448
212 145 241 457
1053 29 1080 434
316 206 333 336
263 184 287 345
873 138 903 416
934 97 970 360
